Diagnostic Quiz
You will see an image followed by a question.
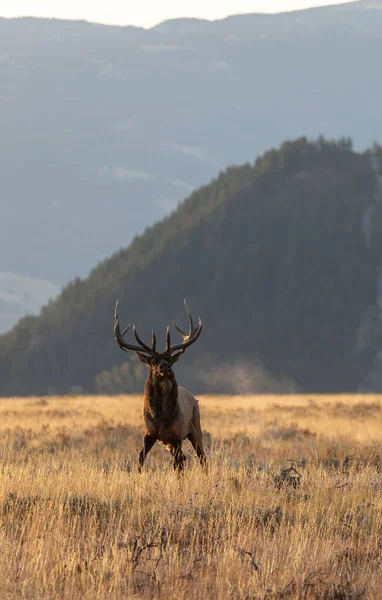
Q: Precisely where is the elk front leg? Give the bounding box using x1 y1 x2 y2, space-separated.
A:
172 443 186 472
138 434 156 472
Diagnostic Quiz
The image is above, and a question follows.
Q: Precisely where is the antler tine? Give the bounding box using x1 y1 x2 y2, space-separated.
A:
172 298 193 340
151 330 156 354
184 298 194 333
121 323 131 338
169 300 203 354
172 320 186 337
133 325 154 354
165 325 171 353
114 301 152 354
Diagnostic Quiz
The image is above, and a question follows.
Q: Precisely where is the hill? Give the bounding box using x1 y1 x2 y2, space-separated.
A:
0 0 382 287
1 137 382 396
0 272 59 334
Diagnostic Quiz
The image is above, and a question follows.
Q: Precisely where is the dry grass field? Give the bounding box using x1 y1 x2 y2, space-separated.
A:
0 393 381 599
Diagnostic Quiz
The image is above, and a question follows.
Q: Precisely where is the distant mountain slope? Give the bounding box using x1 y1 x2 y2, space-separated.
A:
0 1 382 284
1 137 382 396
0 272 59 333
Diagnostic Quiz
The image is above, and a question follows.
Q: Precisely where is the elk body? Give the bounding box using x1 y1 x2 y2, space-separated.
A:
114 300 206 472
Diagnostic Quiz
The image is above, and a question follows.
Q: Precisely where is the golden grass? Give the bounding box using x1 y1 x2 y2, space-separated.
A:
0 393 381 599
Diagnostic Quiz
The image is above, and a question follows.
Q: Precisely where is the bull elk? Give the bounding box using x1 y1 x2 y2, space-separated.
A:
114 300 206 472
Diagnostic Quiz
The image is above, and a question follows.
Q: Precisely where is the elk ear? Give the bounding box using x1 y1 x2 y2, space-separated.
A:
136 352 151 365
170 351 183 365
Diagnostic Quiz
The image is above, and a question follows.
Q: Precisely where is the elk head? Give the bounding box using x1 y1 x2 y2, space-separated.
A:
114 300 202 380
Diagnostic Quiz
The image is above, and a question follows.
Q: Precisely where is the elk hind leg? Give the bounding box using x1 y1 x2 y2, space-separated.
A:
188 420 206 467
138 434 156 472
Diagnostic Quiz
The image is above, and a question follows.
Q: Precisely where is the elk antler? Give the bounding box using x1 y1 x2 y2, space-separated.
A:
169 299 202 354
114 301 156 354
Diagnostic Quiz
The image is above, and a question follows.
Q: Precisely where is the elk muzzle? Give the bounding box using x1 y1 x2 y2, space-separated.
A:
159 360 172 378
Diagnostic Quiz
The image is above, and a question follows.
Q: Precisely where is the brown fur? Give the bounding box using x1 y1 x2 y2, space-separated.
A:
138 366 206 472
143 369 178 428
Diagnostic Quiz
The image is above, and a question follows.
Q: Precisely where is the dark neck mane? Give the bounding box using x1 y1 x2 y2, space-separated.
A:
144 371 178 424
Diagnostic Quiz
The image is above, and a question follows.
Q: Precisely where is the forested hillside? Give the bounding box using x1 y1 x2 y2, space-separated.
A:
1 137 382 396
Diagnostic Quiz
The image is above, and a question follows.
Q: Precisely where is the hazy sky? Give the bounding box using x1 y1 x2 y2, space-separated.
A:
0 1 360 28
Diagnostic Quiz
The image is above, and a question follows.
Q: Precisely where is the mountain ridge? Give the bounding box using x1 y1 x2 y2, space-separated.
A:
4 1 381 32
0 272 59 334
1 0 382 291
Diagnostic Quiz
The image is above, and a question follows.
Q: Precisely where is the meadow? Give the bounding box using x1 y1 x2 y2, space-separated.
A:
0 393 380 599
